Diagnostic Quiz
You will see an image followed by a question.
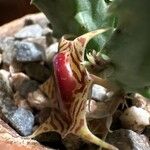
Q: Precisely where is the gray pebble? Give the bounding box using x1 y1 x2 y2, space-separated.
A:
106 129 150 150
23 36 48 49
0 37 15 52
15 24 43 39
15 41 45 62
19 79 39 98
91 84 107 101
25 63 50 82
0 37 17 65
0 70 16 115
8 107 34 136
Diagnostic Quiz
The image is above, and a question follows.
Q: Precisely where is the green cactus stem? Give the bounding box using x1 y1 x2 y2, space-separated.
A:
102 0 150 95
31 0 115 51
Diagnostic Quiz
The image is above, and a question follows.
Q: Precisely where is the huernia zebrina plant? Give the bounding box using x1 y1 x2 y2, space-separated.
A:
29 0 150 149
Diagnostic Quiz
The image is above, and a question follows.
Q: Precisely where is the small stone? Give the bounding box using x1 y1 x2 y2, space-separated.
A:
14 92 31 110
0 70 16 116
9 61 24 74
25 63 50 82
1 37 16 65
0 97 17 119
131 93 147 108
91 84 107 101
19 79 39 98
24 36 48 49
0 118 53 150
0 69 15 116
120 106 150 132
15 41 45 62
9 72 29 92
8 107 34 136
106 129 150 150
131 93 150 114
0 69 11 94
15 24 43 39
0 12 49 37
28 89 50 110
45 42 58 63
0 37 15 52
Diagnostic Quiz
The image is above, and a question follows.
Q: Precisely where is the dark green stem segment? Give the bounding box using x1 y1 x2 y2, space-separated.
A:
103 0 150 96
31 0 115 51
